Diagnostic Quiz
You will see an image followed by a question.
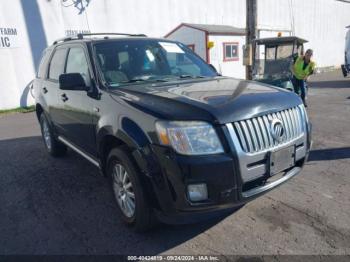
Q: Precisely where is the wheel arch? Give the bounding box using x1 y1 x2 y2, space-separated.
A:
97 124 151 175
98 127 160 207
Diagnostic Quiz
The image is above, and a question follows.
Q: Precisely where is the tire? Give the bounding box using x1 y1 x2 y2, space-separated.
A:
107 146 155 232
39 113 67 157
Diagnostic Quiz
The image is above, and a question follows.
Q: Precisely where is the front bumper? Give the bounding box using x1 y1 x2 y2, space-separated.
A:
154 166 303 225
145 109 311 224
148 142 309 224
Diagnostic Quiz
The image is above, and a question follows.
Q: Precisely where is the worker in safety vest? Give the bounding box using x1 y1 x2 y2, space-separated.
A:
291 49 316 107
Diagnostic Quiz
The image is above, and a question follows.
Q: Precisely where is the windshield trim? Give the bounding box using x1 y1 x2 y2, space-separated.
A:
107 75 217 88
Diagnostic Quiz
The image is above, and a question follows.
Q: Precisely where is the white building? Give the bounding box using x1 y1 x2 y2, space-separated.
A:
165 23 246 79
0 0 349 109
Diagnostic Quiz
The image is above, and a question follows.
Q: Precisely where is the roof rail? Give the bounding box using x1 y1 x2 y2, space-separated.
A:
52 37 75 45
52 33 147 45
77 33 147 39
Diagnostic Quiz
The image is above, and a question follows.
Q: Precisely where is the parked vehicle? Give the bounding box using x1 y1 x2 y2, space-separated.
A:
341 26 350 77
33 33 311 231
251 36 307 91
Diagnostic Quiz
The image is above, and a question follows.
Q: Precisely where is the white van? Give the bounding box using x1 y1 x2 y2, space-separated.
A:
341 26 350 77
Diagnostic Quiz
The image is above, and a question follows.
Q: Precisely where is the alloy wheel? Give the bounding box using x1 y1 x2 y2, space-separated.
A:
112 163 136 218
42 119 52 150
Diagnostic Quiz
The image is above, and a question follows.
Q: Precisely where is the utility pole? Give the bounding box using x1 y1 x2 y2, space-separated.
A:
246 0 257 80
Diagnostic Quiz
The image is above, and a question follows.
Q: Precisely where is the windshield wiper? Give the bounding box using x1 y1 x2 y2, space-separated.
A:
120 78 169 84
120 78 147 83
110 75 204 86
177 75 206 79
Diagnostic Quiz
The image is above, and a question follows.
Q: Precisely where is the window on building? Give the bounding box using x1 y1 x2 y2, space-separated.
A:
223 42 239 62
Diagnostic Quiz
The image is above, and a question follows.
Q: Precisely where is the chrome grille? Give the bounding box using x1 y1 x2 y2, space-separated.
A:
233 107 304 153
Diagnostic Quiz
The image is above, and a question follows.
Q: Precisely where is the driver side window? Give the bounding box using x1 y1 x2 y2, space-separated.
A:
66 47 91 87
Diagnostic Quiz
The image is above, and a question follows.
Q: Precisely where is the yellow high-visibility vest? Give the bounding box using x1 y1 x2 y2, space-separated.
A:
293 56 316 80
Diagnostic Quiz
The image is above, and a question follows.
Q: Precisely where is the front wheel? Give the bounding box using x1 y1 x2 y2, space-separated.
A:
107 146 155 232
39 114 67 157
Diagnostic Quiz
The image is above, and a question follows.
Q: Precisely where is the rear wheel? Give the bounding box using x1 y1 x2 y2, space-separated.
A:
107 146 155 232
39 114 67 157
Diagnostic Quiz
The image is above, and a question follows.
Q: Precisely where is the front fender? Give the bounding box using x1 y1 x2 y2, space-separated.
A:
97 118 163 210
96 116 160 174
96 117 151 151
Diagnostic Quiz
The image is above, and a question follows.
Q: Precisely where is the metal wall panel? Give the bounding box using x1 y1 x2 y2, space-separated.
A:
0 0 349 109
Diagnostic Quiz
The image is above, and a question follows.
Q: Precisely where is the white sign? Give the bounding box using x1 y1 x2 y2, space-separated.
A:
0 27 19 48
65 29 91 37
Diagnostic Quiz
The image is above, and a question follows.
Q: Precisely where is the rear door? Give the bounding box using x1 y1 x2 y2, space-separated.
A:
33 48 51 108
56 44 97 156
41 46 68 130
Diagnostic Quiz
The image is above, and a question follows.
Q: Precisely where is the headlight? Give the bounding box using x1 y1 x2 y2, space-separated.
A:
155 121 224 155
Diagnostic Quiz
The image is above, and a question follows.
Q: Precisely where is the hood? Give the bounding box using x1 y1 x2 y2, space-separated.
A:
110 77 302 124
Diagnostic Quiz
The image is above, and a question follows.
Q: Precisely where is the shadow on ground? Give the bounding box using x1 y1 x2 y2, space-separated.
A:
0 136 232 254
309 80 350 88
308 147 350 162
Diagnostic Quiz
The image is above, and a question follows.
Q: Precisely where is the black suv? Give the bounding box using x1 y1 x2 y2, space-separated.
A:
34 33 311 231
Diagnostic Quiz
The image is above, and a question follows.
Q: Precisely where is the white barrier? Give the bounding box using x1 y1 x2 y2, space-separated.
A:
0 0 349 109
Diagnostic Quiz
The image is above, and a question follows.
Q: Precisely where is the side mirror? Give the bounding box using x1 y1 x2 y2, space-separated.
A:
59 73 87 91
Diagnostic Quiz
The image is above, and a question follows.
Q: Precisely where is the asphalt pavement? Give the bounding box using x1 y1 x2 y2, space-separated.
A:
0 70 349 255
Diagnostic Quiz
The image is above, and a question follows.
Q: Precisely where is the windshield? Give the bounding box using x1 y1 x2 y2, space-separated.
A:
253 43 295 81
93 39 217 87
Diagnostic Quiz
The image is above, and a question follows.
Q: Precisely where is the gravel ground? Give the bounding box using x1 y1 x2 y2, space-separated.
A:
0 70 349 255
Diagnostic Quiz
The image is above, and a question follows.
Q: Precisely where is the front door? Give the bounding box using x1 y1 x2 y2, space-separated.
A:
56 45 97 156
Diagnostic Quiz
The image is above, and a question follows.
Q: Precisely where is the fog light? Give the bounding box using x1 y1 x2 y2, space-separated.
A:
187 183 208 202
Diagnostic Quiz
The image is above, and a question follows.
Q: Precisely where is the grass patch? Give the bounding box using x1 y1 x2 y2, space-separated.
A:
0 105 35 115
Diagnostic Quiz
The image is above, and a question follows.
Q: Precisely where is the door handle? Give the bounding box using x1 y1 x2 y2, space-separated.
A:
42 87 48 94
61 93 68 102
